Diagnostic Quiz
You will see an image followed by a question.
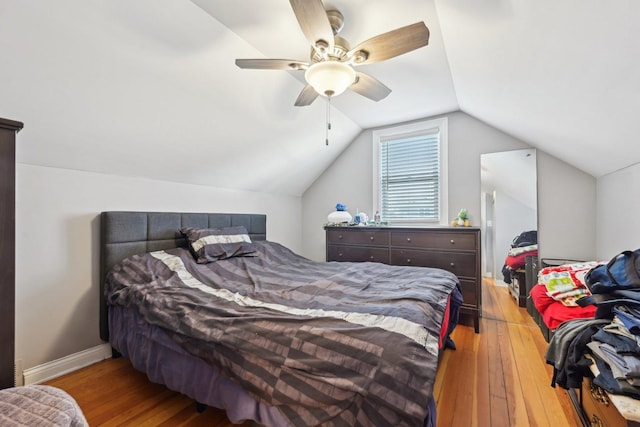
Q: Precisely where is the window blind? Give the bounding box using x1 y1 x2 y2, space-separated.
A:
379 130 440 222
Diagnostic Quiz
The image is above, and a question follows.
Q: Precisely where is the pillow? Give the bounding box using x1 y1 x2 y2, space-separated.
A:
180 226 256 263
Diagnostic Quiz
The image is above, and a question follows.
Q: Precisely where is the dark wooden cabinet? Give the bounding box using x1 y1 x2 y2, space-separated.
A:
0 118 23 389
325 226 481 332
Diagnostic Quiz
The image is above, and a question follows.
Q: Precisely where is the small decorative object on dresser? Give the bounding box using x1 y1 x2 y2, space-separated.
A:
451 208 471 227
326 203 352 225
325 225 482 332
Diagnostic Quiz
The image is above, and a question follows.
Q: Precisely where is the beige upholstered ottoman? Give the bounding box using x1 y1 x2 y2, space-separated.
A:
0 385 88 427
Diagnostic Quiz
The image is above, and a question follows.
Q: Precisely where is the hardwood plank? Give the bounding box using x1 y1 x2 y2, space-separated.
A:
436 326 470 427
508 321 556 426
450 327 483 427
493 319 517 427
484 278 536 326
46 359 248 427
473 317 492 427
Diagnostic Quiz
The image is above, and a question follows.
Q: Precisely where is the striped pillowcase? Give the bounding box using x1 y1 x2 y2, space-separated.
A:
180 226 256 263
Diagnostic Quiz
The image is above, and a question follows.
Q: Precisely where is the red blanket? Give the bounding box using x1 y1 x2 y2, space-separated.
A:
505 249 538 270
530 284 595 329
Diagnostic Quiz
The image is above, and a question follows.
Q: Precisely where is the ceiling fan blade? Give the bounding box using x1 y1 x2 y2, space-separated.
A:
294 84 320 107
289 0 334 54
348 22 429 65
235 59 309 70
350 72 391 102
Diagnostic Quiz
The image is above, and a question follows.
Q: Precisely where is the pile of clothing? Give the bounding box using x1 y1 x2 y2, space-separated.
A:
545 249 640 398
545 309 640 397
588 311 640 396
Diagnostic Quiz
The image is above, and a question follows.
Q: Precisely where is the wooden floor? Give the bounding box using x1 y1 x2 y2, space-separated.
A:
45 279 580 426
434 279 579 427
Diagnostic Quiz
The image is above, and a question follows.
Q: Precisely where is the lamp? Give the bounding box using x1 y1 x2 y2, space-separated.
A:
305 61 356 98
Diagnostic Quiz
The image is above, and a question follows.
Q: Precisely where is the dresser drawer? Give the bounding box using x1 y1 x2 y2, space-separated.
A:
581 376 627 427
327 244 389 263
390 249 477 278
326 229 389 246
458 279 477 307
390 230 477 251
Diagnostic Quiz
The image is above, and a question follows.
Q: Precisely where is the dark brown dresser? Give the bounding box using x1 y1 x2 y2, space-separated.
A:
325 226 481 333
0 118 23 389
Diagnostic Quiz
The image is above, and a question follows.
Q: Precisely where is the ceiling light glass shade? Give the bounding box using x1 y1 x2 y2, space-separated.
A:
305 61 356 98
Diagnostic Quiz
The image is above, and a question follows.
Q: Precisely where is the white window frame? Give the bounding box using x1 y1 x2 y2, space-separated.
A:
372 117 448 226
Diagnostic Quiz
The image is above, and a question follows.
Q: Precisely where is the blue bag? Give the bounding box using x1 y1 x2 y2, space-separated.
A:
586 249 640 294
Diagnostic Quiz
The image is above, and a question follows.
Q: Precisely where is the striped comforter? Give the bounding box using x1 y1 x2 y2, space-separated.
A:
105 241 460 427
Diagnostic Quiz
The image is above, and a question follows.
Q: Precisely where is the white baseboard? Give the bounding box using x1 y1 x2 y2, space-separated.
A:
23 343 112 385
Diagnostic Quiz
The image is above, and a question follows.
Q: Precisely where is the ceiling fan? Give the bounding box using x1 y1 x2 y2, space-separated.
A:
235 0 430 107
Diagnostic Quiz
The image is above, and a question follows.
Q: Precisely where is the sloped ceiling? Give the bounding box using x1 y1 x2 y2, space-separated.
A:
436 0 640 178
481 148 537 210
1 0 638 197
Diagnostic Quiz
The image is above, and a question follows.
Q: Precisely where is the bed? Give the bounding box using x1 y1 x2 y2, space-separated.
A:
100 211 462 427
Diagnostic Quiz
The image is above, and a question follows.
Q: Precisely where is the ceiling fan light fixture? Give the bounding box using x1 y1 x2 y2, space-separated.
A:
305 61 356 98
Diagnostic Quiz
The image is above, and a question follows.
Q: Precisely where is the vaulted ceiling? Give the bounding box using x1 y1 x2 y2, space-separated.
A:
2 0 639 197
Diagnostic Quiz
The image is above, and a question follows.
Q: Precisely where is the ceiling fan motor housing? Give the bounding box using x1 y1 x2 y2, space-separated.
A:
312 35 350 63
326 9 344 35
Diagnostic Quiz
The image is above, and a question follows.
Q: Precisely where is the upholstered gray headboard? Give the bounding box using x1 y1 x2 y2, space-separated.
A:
99 211 267 341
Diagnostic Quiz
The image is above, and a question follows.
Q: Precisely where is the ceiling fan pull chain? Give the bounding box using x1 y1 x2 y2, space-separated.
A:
325 97 332 146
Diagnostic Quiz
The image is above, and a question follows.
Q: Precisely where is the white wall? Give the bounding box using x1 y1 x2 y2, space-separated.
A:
302 111 532 261
537 151 597 261
596 163 640 259
301 129 373 261
15 164 302 371
302 111 597 265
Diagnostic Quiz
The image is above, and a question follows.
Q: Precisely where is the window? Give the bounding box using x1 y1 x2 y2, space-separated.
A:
372 118 448 225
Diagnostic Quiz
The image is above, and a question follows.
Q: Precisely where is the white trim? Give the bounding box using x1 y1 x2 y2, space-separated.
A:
14 359 23 387
372 118 449 225
22 343 112 385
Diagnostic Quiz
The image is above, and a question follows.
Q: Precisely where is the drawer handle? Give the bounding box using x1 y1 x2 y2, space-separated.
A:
590 414 603 427
406 259 411 264
338 253 343 257
406 237 411 242
450 262 455 267
370 256 375 260
589 383 610 406
450 239 455 244
338 235 343 239
370 236 375 240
